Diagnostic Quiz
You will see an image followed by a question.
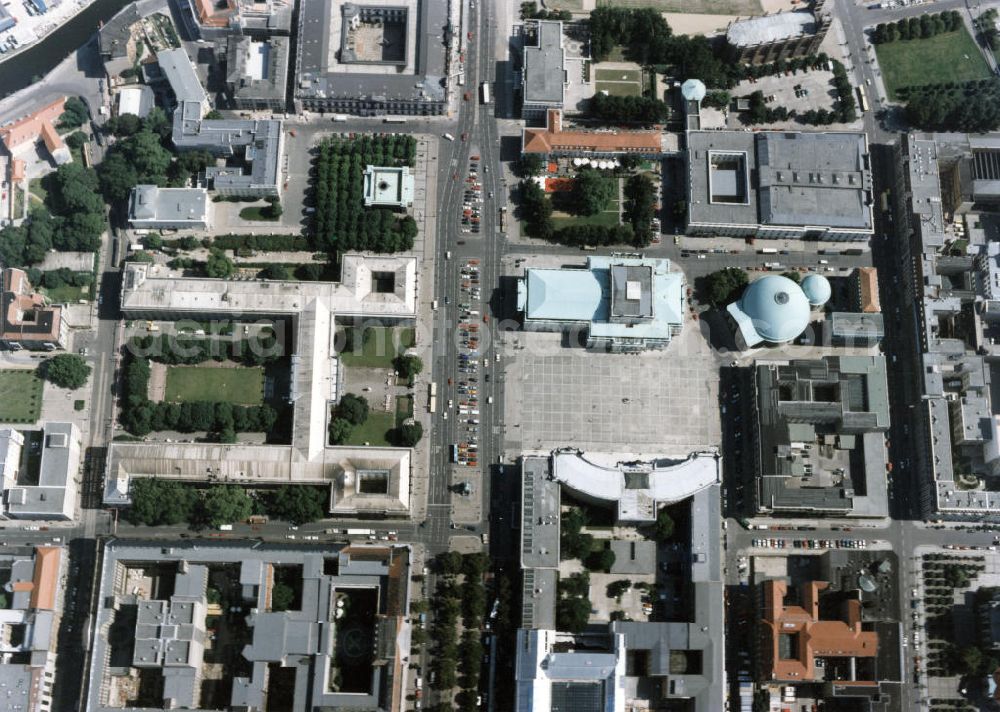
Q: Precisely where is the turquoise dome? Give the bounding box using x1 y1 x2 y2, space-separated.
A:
681 79 706 102
736 275 810 344
801 274 832 307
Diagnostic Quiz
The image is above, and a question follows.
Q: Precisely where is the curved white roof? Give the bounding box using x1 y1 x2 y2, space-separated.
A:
551 450 720 520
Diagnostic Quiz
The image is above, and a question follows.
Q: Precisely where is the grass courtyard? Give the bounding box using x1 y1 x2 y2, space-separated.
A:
550 197 621 229
875 29 992 100
0 370 43 424
342 396 413 447
164 365 264 405
338 326 416 369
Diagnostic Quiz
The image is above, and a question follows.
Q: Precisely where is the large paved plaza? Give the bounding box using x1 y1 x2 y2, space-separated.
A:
503 325 721 456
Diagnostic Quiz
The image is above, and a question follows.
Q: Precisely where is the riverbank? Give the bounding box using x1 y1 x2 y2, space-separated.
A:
0 0 133 99
0 0 99 68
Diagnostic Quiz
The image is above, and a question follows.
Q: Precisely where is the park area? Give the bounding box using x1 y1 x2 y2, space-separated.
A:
164 365 264 405
876 29 991 100
0 370 43 424
338 326 415 369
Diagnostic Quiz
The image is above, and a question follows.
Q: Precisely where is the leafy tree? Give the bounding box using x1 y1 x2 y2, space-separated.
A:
329 417 352 444
261 264 293 280
295 263 326 281
64 132 87 150
200 485 253 527
125 130 173 184
462 552 490 579
205 249 235 278
561 507 594 560
518 153 545 177
40 354 91 389
590 93 669 123
653 508 675 540
59 97 89 128
623 173 656 246
265 197 283 218
570 169 615 216
337 393 369 425
393 354 423 379
127 478 196 525
436 550 464 575
142 107 171 139
113 113 142 136
518 179 553 239
268 485 326 525
585 546 616 573
98 152 140 202
781 271 801 284
704 268 749 307
393 422 423 447
271 581 294 611
607 579 632 600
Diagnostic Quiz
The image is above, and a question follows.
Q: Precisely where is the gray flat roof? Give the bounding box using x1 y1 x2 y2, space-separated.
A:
523 20 564 107
295 0 447 104
129 185 208 223
521 456 560 570
157 48 208 106
726 10 816 47
688 131 873 233
227 36 290 104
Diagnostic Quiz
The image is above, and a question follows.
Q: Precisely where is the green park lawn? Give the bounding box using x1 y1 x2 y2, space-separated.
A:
338 326 416 368
343 411 395 447
595 67 642 83
41 284 88 304
876 29 991 100
551 197 621 229
164 366 264 405
595 81 642 97
0 370 43 424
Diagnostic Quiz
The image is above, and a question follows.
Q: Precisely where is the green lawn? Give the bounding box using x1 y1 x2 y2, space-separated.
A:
0 371 43 424
595 81 642 97
343 410 395 447
551 197 621 229
41 284 87 304
28 177 47 204
876 29 991 100
395 395 413 427
339 327 416 368
595 68 642 83
164 366 264 405
239 206 279 221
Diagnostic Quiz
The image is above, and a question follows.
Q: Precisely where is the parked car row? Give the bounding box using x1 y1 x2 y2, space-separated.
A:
462 155 482 234
751 538 871 549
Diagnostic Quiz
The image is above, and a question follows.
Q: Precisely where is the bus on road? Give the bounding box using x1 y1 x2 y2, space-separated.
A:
856 85 869 112
480 81 491 104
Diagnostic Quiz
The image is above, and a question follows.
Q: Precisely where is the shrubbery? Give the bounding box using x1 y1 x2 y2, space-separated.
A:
590 93 669 123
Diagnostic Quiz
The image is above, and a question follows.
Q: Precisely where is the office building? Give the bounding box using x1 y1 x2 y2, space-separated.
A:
517 255 685 352
294 0 448 115
85 540 413 712
104 256 418 518
521 20 565 119
751 356 890 518
0 423 81 520
157 48 284 197
128 185 210 230
516 454 725 712
225 35 290 111
687 130 873 241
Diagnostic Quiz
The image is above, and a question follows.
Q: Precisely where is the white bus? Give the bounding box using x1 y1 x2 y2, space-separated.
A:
480 81 491 104
856 85 869 112
383 116 407 124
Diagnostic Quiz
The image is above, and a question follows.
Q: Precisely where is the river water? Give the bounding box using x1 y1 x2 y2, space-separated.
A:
0 0 133 98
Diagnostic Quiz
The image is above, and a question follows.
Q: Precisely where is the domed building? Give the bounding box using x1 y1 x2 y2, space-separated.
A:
801 273 831 307
681 78 706 103
726 274 812 348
